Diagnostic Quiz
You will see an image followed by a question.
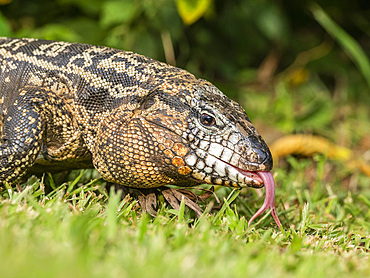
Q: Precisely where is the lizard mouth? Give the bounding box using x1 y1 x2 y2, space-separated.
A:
219 159 265 188
233 167 264 187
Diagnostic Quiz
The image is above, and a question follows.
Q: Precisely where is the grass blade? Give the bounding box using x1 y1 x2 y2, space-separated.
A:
106 187 122 241
311 4 370 90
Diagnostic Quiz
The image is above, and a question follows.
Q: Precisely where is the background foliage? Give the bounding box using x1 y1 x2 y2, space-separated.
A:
0 0 369 277
1 0 369 135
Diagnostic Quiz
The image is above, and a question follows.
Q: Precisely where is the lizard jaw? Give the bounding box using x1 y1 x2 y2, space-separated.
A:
217 158 265 188
189 150 269 188
231 166 264 188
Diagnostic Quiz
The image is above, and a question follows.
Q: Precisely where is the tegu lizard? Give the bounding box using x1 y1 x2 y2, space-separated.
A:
0 37 281 228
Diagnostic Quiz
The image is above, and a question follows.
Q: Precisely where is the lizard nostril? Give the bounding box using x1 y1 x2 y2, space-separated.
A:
250 152 258 163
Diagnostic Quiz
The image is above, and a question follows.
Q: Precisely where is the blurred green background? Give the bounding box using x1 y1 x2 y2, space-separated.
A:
0 0 369 172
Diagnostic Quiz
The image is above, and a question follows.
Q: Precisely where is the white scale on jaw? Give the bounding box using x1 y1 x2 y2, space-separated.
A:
208 142 223 157
220 148 233 162
196 160 205 170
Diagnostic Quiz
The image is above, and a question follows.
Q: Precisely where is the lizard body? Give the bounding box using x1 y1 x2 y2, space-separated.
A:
0 38 280 226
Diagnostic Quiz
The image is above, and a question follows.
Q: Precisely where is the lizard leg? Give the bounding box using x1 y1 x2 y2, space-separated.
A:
0 89 44 184
114 184 213 218
0 86 91 184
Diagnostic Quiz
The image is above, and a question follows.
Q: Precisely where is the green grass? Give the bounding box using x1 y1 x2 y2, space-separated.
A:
1 155 369 278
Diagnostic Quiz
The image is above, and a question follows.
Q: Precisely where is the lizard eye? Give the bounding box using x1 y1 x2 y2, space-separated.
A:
200 113 216 127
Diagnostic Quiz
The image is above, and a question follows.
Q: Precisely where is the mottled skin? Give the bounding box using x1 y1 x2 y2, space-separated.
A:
0 38 273 194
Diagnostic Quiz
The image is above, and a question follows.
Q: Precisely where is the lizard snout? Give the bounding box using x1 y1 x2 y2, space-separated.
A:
243 135 273 171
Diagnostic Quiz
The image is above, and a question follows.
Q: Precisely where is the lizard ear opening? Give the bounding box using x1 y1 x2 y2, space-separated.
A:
141 96 156 110
140 88 161 110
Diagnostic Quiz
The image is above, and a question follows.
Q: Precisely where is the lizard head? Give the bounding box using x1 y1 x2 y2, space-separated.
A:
92 75 272 189
148 78 280 227
169 79 273 188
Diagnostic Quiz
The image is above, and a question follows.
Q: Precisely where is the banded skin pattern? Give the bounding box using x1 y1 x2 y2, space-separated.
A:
0 38 281 226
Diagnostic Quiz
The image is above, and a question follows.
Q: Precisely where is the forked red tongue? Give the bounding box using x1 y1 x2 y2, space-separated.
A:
248 171 282 229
